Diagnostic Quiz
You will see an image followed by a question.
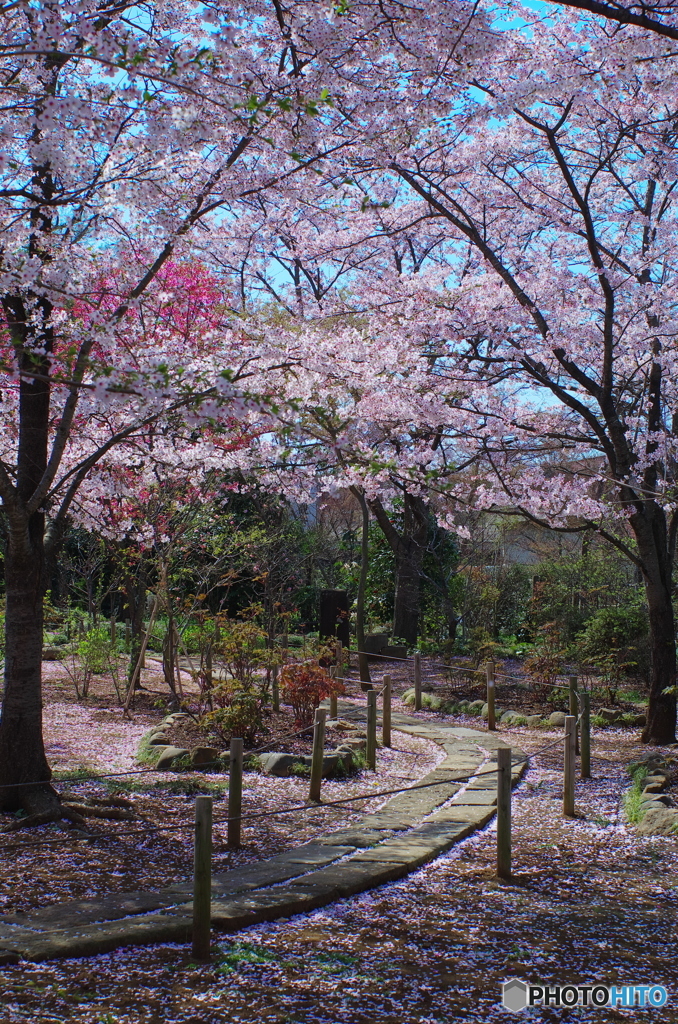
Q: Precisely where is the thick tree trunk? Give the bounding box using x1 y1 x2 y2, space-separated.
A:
368 494 429 647
0 528 57 812
350 486 371 684
124 571 147 692
392 545 426 645
631 508 677 744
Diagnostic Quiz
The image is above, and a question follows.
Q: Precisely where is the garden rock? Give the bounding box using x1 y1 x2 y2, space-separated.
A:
468 700 485 713
630 714 646 727
42 646 67 661
640 793 675 809
148 732 171 746
338 737 367 752
598 708 623 724
548 711 566 728
637 807 678 836
190 747 221 768
155 746 189 770
258 750 352 778
526 715 542 728
481 703 503 720
258 753 302 777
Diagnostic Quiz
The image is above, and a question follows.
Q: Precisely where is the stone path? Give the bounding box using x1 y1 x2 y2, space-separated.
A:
0 706 526 964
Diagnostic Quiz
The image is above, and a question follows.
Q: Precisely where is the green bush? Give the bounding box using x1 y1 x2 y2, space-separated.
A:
575 605 650 700
202 687 269 747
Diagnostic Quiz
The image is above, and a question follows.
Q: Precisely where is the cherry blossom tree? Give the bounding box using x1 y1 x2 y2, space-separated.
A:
346 12 678 742
0 0 495 819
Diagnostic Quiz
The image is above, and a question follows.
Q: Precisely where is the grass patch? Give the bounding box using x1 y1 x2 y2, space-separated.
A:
624 764 649 824
53 767 99 782
215 940 277 973
136 733 161 767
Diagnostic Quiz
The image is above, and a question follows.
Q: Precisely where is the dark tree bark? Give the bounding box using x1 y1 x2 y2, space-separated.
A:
0 296 60 815
350 485 371 684
368 494 430 646
630 506 677 744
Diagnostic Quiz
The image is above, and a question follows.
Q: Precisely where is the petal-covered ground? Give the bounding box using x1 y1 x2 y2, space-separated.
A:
1 664 676 1022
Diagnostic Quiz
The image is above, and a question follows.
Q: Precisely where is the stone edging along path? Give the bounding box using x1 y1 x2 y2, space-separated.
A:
0 705 526 964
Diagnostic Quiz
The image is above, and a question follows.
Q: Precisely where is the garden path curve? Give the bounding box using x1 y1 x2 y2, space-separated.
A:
0 705 525 963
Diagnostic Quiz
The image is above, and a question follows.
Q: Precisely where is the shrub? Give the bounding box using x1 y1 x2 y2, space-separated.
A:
201 684 269 747
524 622 567 695
574 605 650 701
280 663 346 727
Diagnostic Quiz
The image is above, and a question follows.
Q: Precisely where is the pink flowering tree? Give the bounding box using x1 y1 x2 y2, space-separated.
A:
348 11 678 742
0 0 495 819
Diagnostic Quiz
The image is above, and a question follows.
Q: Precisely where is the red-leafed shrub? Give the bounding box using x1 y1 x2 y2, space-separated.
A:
280 663 346 728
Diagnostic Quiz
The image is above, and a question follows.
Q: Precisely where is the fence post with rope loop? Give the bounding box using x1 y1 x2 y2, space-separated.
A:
486 661 496 731
192 794 213 962
366 690 377 770
329 666 338 720
496 746 512 880
413 653 422 711
580 692 591 779
228 737 243 850
563 715 576 817
382 674 392 748
569 675 579 754
309 708 327 803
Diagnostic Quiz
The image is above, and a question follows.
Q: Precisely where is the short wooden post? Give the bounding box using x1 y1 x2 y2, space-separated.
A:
205 644 213 690
227 737 243 849
309 708 327 802
271 664 280 713
414 653 422 711
580 691 591 779
329 666 338 719
366 689 377 770
569 675 579 754
563 715 576 817
192 795 213 961
382 674 392 748
496 746 512 880
336 639 343 677
486 662 496 731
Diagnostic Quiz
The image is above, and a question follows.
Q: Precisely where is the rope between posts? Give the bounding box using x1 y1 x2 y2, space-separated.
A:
0 727 580 850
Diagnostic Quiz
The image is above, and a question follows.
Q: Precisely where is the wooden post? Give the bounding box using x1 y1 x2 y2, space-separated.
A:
580 691 591 780
192 795 212 961
366 689 377 770
205 644 213 690
110 615 117 644
496 746 512 880
227 738 243 850
309 708 327 802
563 715 576 817
271 664 280 713
486 662 496 731
329 666 338 719
382 674 392 748
336 639 343 678
414 652 422 711
569 675 579 754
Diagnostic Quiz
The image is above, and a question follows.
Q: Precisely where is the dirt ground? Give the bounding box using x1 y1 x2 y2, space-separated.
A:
0 657 676 1023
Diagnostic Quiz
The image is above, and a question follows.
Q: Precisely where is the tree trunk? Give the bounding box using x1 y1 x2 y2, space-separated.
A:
0 529 57 813
631 507 677 745
369 494 429 647
350 486 371 684
0 331 61 815
124 570 147 692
